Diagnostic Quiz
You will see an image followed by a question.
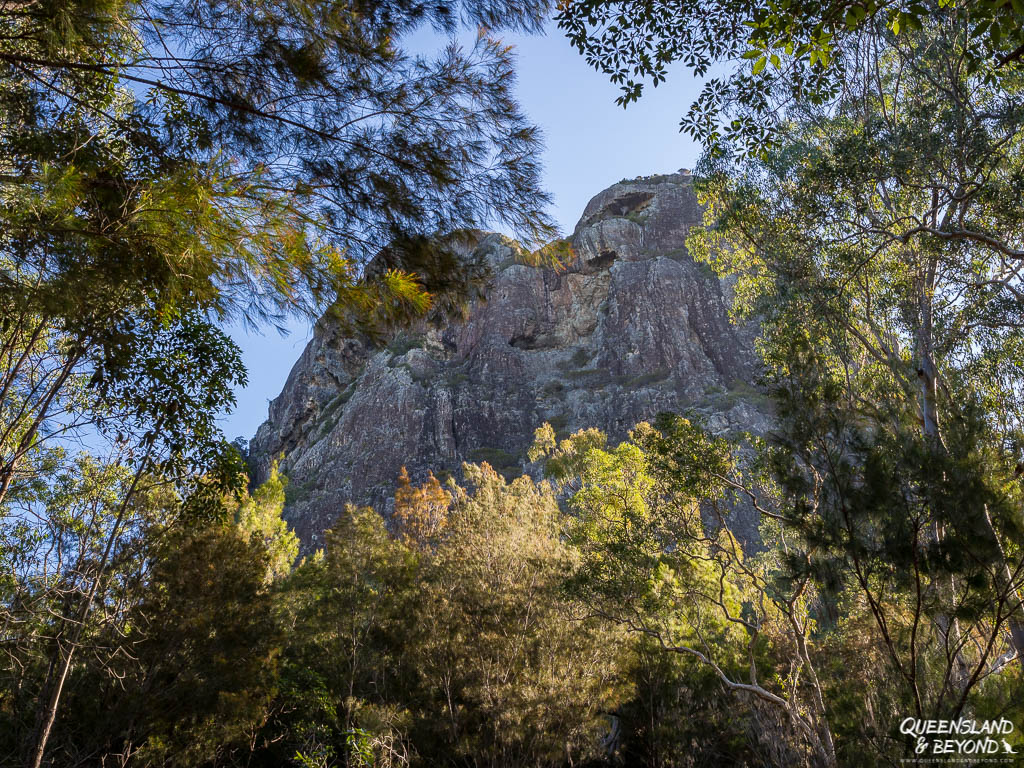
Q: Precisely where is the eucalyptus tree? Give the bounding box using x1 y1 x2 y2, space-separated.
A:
1 313 249 768
685 9 1024 749
531 420 838 768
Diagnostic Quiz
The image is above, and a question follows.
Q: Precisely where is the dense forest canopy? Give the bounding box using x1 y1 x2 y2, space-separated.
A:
2 0 1024 766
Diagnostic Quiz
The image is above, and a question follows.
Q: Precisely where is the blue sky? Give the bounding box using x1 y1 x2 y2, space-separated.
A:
221 24 708 443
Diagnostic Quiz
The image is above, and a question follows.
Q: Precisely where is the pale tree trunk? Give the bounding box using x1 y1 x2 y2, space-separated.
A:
915 251 1024 669
915 260 975 688
917 253 941 447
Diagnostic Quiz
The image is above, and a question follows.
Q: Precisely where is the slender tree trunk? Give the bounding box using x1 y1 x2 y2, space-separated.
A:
914 258 1023 672
982 504 1024 663
0 348 82 508
917 261 940 446
27 463 146 768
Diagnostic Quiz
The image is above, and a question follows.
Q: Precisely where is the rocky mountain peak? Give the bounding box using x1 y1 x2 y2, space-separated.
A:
249 171 767 548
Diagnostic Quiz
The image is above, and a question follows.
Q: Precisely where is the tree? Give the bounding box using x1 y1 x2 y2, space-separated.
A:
266 504 419 768
682 11 1024 760
532 421 838 767
262 464 624 768
558 0 1024 154
230 462 299 583
613 637 764 767
97 513 285 768
0 452 158 764
392 466 452 547
1 310 250 768
409 463 623 767
1 0 557 329
0 463 300 768
2 2 559 762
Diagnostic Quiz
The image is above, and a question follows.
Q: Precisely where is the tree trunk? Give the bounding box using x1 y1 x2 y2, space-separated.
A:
27 462 145 768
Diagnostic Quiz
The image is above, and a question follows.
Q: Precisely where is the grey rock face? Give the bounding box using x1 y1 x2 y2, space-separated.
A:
249 172 769 549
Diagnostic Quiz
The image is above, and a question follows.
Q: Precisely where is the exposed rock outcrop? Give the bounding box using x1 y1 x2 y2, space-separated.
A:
250 171 769 548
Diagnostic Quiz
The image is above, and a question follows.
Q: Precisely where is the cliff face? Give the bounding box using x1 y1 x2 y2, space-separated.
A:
250 172 768 548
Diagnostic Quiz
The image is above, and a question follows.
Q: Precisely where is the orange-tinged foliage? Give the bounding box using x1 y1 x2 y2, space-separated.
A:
392 466 452 547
